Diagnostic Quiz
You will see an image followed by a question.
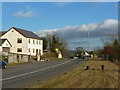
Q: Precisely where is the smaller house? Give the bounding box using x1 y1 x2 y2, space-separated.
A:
82 51 94 59
84 51 90 56
0 39 12 53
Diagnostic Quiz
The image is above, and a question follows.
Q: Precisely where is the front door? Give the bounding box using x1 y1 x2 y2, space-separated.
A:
36 49 38 56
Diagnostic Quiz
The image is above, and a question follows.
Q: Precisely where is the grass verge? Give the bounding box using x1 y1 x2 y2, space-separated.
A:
31 58 119 88
49 57 64 61
8 61 32 66
8 57 64 66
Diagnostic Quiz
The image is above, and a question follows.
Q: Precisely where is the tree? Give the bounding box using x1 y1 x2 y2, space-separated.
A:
101 34 118 46
41 37 48 50
75 47 84 58
100 34 119 62
112 39 119 60
75 47 84 52
94 47 103 58
45 32 68 57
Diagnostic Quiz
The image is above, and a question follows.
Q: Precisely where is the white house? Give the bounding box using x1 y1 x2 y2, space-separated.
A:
0 27 43 56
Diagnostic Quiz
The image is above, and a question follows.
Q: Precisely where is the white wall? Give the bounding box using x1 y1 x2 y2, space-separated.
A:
27 38 43 56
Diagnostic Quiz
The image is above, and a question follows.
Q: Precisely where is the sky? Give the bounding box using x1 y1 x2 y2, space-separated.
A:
2 2 118 50
1 0 120 2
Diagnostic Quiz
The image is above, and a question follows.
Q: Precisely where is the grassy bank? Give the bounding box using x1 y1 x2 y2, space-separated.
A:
31 58 119 88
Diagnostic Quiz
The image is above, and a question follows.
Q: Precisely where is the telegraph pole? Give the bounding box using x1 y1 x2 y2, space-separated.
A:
88 30 90 51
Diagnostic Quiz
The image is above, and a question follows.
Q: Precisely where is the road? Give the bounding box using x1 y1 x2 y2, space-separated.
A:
2 58 85 88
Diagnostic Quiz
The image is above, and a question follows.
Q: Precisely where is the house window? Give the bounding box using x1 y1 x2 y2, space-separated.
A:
29 39 30 44
36 40 38 44
33 49 35 53
17 48 22 52
17 38 22 43
33 40 35 44
39 41 41 45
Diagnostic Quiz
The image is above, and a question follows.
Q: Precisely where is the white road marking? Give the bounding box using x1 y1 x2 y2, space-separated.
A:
1 59 77 81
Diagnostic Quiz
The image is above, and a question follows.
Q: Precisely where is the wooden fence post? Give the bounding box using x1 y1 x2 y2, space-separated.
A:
101 65 104 70
85 66 89 70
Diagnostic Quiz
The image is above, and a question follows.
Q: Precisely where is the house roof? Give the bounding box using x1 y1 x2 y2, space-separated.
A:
11 27 42 40
0 39 7 46
0 39 6 46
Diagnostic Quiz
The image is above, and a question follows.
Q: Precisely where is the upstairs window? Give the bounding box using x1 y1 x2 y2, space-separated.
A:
17 48 22 52
33 49 35 53
33 40 35 44
29 39 30 44
36 40 38 44
17 38 22 43
39 40 41 45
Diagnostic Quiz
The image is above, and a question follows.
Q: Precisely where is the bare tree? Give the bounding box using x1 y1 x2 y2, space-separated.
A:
100 34 119 63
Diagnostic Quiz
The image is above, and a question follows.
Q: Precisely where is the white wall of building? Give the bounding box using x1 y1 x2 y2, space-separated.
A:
27 38 43 56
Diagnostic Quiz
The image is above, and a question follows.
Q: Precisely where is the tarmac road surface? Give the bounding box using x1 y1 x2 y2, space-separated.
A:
2 58 85 88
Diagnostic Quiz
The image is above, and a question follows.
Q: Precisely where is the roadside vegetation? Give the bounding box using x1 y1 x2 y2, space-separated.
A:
48 57 64 61
41 32 68 60
94 34 119 64
8 61 32 66
31 58 119 88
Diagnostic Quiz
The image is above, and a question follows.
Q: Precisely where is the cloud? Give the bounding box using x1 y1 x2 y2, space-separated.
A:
38 19 118 39
13 10 36 17
37 19 118 50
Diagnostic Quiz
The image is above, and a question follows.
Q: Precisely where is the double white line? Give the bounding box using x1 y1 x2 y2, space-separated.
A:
1 59 76 81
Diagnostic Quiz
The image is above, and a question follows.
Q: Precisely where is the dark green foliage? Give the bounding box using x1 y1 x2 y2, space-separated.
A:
42 37 48 50
75 47 84 58
45 33 68 58
100 37 119 63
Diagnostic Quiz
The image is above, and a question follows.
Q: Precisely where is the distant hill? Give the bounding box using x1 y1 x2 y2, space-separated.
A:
64 50 76 58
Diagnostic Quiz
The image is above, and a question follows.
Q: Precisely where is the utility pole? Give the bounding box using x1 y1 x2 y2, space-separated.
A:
88 30 90 51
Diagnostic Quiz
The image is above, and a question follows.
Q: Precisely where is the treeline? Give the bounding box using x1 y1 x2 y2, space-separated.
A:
41 33 68 59
95 34 119 64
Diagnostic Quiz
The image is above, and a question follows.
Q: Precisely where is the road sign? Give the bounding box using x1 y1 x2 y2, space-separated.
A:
55 48 59 51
